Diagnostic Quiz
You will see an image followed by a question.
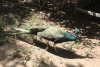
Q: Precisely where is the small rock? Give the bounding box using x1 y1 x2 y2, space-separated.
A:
86 58 89 61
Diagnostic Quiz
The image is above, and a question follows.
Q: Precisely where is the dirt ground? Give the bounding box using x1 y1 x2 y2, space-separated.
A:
0 0 100 67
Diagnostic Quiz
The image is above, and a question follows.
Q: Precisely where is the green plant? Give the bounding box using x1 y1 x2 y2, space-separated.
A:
39 11 43 19
15 19 20 27
50 21 54 26
33 48 49 64
73 43 80 49
36 20 39 25
39 56 44 63
5 36 9 42
45 47 48 51
41 23 43 26
24 24 30 30
85 48 92 56
0 36 11 44
51 22 54 26
24 35 27 39
13 45 18 51
68 44 74 50
38 35 41 39
33 43 35 46
32 17 35 21
88 48 92 53
18 16 20 20
12 50 22 58
18 34 21 38
22 60 27 65
9 13 13 17
24 55 30 61
21 46 31 54
26 49 31 54
35 56 49 65
85 51 89 56
32 14 37 21
44 57 49 62
40 22 43 26
27 36 31 40
62 43 66 48
51 23 54 26
12 46 23 58
97 43 100 46
28 22 30 23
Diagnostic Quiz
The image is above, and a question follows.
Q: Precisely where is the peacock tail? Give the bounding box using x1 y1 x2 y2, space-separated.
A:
11 26 48 34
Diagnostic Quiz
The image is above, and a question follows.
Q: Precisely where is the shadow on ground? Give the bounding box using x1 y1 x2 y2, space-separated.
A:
33 39 93 59
16 34 93 59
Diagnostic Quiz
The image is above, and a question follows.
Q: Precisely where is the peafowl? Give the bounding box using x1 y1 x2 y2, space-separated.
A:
11 26 80 53
37 27 80 53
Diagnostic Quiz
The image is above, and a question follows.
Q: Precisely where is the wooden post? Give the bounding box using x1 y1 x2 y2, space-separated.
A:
74 0 78 13
39 0 42 9
39 0 42 6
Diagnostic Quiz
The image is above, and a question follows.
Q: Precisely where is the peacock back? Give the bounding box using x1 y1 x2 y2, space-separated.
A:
37 27 67 39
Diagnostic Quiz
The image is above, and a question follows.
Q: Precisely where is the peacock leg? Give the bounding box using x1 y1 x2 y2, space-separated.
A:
40 37 42 41
53 44 57 53
36 35 37 40
46 40 49 47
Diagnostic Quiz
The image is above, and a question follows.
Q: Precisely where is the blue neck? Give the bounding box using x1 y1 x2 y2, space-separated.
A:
54 31 78 42
65 33 77 41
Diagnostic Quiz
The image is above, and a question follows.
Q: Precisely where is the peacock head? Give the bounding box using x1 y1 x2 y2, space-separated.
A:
75 27 80 34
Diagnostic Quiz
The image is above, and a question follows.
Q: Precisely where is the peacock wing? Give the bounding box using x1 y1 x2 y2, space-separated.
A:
37 27 65 39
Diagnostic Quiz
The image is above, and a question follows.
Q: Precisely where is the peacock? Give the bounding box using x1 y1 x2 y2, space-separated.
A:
11 26 80 53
